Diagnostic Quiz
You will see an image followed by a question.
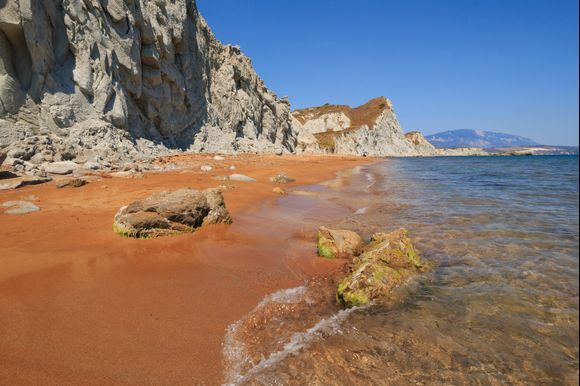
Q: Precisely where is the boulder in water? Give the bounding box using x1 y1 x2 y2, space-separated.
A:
317 226 363 259
337 229 428 307
113 188 232 238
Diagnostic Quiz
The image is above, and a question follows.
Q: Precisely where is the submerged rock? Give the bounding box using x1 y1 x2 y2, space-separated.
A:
317 227 363 259
269 172 296 184
113 188 232 238
336 229 427 307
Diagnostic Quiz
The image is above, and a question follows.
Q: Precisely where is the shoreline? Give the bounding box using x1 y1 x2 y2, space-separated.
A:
0 154 375 384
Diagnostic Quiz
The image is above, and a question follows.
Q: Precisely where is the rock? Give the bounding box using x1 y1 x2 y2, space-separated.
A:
0 150 6 167
273 187 287 195
405 131 438 155
201 165 213 172
317 227 363 259
56 178 88 189
0 1 297 164
336 229 428 307
42 161 79 175
269 172 296 184
0 176 51 190
113 188 232 238
84 161 100 170
2 201 40 215
229 174 256 182
110 171 144 179
293 97 437 156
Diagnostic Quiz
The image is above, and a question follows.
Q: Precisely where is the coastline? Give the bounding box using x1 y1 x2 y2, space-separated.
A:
0 154 375 385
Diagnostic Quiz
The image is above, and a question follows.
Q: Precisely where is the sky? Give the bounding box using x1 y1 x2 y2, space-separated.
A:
197 0 579 146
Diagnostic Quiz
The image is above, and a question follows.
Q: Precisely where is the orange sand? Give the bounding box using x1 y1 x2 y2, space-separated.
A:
0 154 373 385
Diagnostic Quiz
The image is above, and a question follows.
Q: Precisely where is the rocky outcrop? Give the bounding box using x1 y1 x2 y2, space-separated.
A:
113 188 232 238
317 226 364 259
336 229 428 307
0 0 296 169
405 131 438 155
293 97 437 157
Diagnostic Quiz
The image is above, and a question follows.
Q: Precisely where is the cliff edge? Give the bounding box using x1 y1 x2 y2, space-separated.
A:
0 0 296 172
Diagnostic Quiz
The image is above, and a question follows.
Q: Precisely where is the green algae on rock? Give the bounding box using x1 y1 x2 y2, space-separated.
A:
337 229 428 307
113 188 232 239
317 226 364 259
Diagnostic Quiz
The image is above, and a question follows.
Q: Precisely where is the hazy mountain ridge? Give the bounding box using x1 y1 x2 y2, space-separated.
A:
426 129 539 149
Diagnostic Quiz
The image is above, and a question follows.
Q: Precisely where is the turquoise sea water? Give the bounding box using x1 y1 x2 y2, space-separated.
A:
227 156 579 385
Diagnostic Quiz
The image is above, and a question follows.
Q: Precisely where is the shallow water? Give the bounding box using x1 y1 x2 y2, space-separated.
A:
225 156 579 385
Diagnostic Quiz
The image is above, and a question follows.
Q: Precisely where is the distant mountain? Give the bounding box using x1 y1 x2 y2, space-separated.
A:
426 129 539 149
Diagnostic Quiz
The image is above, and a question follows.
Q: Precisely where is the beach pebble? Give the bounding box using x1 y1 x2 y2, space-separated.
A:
273 187 287 195
2 201 40 215
213 155 226 161
269 172 296 184
229 174 256 182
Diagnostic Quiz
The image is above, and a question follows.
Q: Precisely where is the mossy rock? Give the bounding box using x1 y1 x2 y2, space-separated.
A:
317 226 363 259
337 228 428 308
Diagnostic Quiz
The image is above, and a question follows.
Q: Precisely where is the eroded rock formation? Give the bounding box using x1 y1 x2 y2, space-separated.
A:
0 0 296 167
113 188 232 238
293 97 437 157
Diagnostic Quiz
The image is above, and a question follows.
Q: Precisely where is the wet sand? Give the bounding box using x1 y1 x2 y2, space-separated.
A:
0 154 372 385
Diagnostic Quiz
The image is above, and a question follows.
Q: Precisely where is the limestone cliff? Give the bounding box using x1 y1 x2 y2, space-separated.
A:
0 0 295 167
405 131 437 155
293 97 436 156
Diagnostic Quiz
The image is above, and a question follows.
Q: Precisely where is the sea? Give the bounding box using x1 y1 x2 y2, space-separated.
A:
223 156 579 385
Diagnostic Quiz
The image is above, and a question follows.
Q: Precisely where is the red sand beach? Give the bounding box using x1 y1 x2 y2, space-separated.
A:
0 154 373 385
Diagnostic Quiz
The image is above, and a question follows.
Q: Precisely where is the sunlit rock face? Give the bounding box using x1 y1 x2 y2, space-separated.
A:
293 97 438 157
0 0 296 159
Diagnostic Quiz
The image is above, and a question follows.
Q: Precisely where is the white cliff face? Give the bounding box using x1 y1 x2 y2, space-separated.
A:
0 0 296 163
333 110 418 156
301 112 351 134
404 131 438 156
293 97 437 157
292 116 320 153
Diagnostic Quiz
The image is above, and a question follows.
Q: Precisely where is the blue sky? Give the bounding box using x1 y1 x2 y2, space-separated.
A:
198 0 579 146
